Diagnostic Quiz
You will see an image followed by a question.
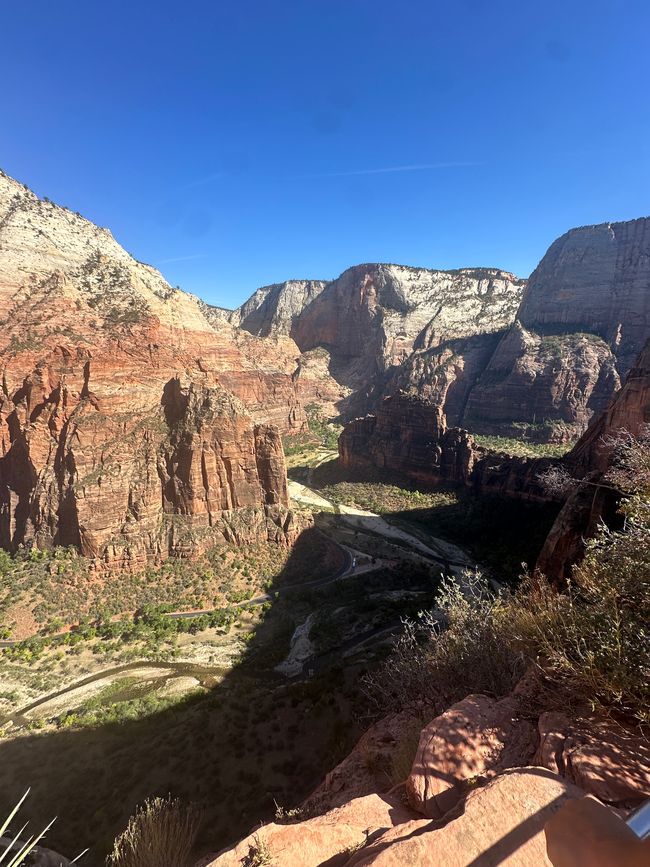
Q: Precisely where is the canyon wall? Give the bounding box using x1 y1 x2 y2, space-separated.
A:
537 338 650 578
235 218 650 441
234 264 526 421
0 171 304 567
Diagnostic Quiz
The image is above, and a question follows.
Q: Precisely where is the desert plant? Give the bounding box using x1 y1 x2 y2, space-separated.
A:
107 795 201 867
0 789 58 867
363 572 525 717
241 833 273 866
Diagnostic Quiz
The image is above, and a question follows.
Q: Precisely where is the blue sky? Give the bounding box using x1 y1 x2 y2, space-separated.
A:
2 0 649 308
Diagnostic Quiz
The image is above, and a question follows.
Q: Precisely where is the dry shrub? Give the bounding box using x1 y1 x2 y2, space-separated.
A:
107 795 201 867
241 833 274 866
365 487 649 724
510 517 650 723
362 572 526 717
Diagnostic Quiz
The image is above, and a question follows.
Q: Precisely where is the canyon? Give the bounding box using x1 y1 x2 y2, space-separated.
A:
0 168 648 867
233 217 650 443
0 170 307 568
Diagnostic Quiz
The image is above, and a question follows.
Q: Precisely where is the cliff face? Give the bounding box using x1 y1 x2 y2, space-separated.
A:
0 171 302 567
463 218 650 440
234 218 650 442
229 279 328 337
235 263 526 420
518 218 650 374
338 395 477 487
537 339 650 578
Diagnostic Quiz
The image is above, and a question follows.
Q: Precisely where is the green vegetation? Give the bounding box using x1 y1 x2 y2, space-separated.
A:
319 481 452 514
305 403 341 449
473 433 574 459
312 479 558 578
282 403 341 460
56 682 200 731
108 795 201 867
366 430 650 724
0 535 332 639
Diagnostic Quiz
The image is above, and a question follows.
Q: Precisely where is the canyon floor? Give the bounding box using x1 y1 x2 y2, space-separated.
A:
0 444 562 864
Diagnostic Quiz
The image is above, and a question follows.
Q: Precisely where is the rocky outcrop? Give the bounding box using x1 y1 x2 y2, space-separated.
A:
463 217 650 440
197 667 650 867
200 770 586 867
0 170 304 566
406 694 537 819
198 793 416 867
303 710 434 814
462 323 620 442
518 218 650 375
338 394 556 497
345 769 585 867
536 339 650 578
536 712 650 806
228 279 328 337
338 395 477 487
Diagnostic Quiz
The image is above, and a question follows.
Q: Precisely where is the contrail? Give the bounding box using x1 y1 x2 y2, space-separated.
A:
299 161 482 178
179 172 225 189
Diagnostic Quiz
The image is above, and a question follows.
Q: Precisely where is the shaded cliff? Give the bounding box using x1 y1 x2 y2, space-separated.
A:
537 338 650 578
0 171 302 567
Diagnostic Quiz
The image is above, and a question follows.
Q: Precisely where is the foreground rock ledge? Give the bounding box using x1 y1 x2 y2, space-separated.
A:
198 768 587 866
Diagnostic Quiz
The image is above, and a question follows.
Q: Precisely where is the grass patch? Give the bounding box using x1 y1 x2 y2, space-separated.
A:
473 434 575 459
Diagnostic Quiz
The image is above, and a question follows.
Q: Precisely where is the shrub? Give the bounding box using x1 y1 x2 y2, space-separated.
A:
510 507 650 722
363 572 526 717
365 483 649 723
107 795 201 867
241 833 274 866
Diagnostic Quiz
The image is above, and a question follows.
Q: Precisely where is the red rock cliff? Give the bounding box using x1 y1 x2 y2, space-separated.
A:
0 171 302 567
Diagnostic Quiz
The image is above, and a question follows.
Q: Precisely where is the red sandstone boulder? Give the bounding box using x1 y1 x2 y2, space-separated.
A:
303 710 434 814
537 712 650 806
406 694 537 819
197 793 415 867
346 768 587 866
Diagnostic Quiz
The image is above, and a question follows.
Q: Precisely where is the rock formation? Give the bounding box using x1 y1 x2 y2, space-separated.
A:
234 218 650 442
462 217 650 441
536 338 650 578
234 264 526 420
338 394 478 487
0 170 305 567
197 671 650 866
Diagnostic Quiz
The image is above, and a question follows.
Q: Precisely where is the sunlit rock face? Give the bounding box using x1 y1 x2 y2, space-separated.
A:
234 263 526 421
235 219 650 443
0 170 303 567
461 217 650 441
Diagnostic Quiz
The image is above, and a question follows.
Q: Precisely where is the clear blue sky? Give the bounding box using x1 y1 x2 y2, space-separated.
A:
2 0 649 308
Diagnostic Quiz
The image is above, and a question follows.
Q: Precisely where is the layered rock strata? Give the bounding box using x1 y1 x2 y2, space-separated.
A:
234 264 526 421
234 218 650 441
0 171 303 566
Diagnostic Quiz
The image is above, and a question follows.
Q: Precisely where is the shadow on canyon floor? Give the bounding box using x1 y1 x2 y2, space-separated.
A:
0 479 560 865
0 523 399 865
298 459 561 580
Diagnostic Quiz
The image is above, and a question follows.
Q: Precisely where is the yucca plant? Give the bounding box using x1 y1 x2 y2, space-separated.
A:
1 789 60 867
